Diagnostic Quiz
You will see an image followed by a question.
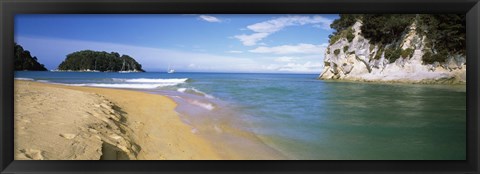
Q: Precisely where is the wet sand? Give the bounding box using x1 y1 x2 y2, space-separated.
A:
15 80 222 159
14 80 286 160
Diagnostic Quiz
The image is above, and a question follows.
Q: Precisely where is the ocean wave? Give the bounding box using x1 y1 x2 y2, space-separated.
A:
36 80 51 83
69 83 177 89
177 88 187 93
190 100 215 111
113 78 189 83
177 87 215 99
15 78 34 81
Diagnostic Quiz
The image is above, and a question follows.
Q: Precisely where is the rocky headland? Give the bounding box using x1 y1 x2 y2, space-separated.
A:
319 15 466 84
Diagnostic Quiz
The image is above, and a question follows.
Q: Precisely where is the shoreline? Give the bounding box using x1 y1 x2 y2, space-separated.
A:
14 80 286 160
318 77 467 85
15 80 223 159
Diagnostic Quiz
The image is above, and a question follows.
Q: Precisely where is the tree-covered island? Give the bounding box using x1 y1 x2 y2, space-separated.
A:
14 43 48 71
57 50 145 72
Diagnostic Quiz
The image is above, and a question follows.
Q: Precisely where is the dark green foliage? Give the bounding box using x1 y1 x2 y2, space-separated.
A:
384 47 402 63
330 14 414 45
330 14 361 35
361 14 415 45
329 34 342 45
14 43 48 71
422 50 448 64
329 27 355 44
58 50 145 72
369 45 375 52
401 48 414 58
346 28 355 42
324 62 331 67
343 46 349 53
417 14 465 55
330 14 414 46
417 14 466 64
334 49 340 56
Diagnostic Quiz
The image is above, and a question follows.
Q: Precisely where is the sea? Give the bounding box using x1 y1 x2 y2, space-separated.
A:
14 71 466 160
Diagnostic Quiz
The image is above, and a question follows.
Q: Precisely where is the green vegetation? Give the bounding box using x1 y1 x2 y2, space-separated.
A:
329 35 342 45
422 50 448 64
416 14 465 63
330 14 465 64
361 15 415 45
343 46 349 53
58 50 145 72
334 49 340 56
14 43 47 71
346 28 355 42
330 14 414 45
384 47 402 63
329 27 355 44
401 48 414 58
330 14 361 34
374 47 384 60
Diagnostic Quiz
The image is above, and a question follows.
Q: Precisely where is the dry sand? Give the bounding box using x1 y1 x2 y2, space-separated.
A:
14 80 222 160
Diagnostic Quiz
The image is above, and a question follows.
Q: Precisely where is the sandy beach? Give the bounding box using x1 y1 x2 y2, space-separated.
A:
14 80 222 160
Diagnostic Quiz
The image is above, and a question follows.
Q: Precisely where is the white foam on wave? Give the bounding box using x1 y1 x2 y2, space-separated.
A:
192 88 215 99
177 88 187 93
190 100 215 111
50 78 191 89
15 78 34 81
36 80 50 83
113 78 188 83
75 83 177 89
177 87 215 99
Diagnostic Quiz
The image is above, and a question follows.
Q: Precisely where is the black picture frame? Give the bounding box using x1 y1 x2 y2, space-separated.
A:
1 0 479 173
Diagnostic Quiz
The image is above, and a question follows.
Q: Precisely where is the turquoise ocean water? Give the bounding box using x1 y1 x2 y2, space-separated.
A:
15 71 466 160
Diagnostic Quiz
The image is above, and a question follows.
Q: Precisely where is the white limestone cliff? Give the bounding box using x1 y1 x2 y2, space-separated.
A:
319 21 466 84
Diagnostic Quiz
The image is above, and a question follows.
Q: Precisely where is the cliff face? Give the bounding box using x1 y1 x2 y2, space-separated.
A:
319 21 466 84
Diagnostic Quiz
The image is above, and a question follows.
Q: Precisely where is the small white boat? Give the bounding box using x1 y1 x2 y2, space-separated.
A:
167 65 175 74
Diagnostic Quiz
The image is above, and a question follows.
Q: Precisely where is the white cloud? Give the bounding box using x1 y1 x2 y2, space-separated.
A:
234 15 333 46
263 61 323 73
198 15 221 23
249 43 328 55
233 33 269 46
227 50 243 53
247 15 332 33
274 56 294 62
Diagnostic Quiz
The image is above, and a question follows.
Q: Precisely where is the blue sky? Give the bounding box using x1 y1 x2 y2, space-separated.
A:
15 14 338 73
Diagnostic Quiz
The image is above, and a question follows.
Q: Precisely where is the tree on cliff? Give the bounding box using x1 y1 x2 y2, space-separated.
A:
57 50 145 72
329 14 465 64
14 43 48 71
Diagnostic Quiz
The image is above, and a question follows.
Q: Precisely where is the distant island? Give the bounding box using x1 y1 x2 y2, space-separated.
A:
14 43 48 71
319 14 466 84
57 50 145 72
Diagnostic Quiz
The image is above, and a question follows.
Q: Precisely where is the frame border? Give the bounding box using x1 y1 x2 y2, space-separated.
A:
1 0 479 173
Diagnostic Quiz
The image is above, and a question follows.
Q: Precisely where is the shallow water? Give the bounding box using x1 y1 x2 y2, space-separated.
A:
15 71 466 160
